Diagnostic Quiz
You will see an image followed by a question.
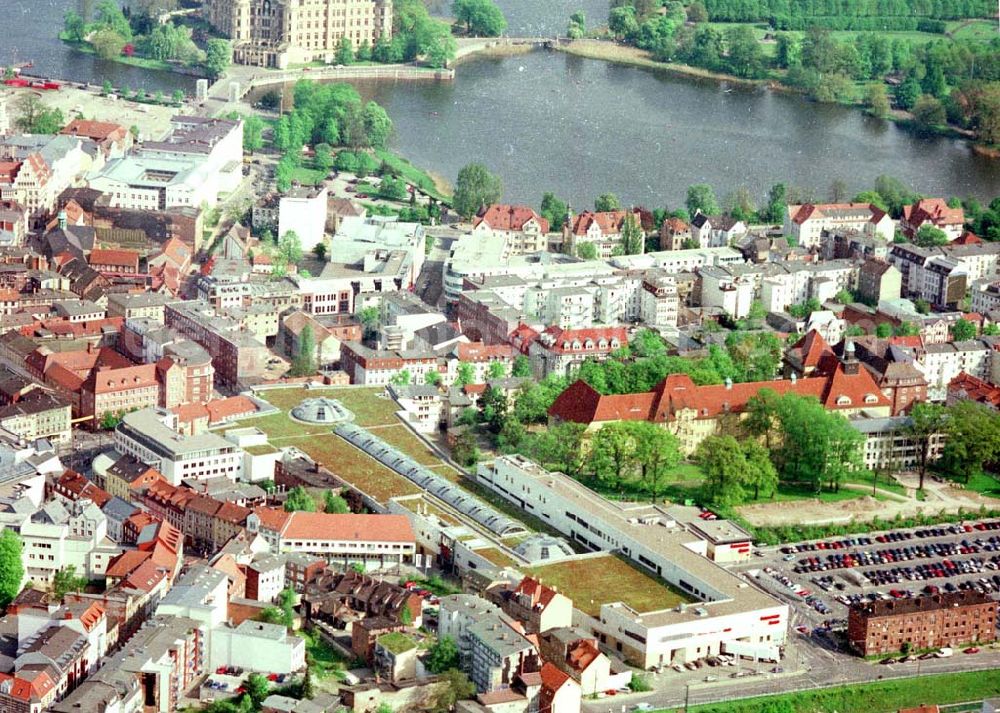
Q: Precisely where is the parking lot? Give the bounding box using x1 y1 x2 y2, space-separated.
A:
733 518 1000 650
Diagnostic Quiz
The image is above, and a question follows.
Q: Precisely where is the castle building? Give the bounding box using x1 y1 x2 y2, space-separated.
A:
204 0 393 69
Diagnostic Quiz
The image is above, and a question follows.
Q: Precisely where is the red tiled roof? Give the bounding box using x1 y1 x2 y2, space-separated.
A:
790 202 886 226
84 364 157 395
54 469 112 507
88 248 139 269
456 342 514 362
172 401 209 424
568 210 634 236
540 661 571 692
474 204 550 234
903 199 964 229
566 639 601 672
206 396 258 423
267 512 415 543
551 365 890 425
515 576 559 608
0 671 54 702
61 119 126 142
105 550 151 578
954 231 982 245
119 558 168 593
949 372 1000 409
535 326 627 355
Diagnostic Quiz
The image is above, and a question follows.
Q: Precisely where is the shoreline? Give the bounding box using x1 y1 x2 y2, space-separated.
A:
58 35 208 78
552 38 995 155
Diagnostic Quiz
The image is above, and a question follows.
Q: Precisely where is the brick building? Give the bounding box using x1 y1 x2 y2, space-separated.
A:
847 591 997 656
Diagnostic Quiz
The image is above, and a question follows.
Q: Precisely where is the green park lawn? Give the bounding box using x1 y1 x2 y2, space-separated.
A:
289 165 327 186
676 669 1000 713
525 554 693 617
948 19 998 41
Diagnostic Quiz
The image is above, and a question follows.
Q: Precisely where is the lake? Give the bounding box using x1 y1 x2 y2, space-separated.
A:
6 0 1000 209
352 48 1000 209
0 0 194 92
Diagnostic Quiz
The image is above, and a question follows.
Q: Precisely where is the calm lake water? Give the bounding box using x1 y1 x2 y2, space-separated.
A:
7 0 1000 209
0 0 194 92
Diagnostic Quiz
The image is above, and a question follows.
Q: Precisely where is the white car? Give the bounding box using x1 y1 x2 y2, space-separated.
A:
632 704 654 712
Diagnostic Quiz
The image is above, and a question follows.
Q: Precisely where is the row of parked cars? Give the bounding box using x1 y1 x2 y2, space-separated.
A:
780 521 1000 557
793 539 983 574
862 556 1000 585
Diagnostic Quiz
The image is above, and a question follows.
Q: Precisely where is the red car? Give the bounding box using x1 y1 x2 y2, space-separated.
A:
964 647 981 654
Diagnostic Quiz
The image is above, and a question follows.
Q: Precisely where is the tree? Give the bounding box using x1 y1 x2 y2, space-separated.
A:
912 94 946 129
453 163 503 220
100 410 124 430
312 242 327 261
91 28 127 59
363 101 393 148
202 38 232 79
431 668 476 713
0 529 22 608
510 355 532 378
390 369 412 386
379 176 408 201
895 75 922 111
864 82 891 119
595 193 621 212
835 290 854 305
608 5 639 41
244 673 271 709
875 322 892 338
741 438 778 500
686 183 719 217
290 324 317 377
687 1 708 22
630 422 681 502
453 0 507 37
94 0 132 39
452 429 479 467
275 155 294 193
519 422 586 477
64 9 86 42
426 635 460 673
908 402 945 491
425 371 442 386
576 242 598 260
696 435 749 506
284 486 317 512
456 361 475 387
567 11 586 39
359 306 379 340
590 422 638 488
51 565 87 600
313 143 334 174
620 213 644 255
915 225 948 247
172 88 184 104
13 94 64 134
337 36 355 65
540 192 567 232
942 401 1000 484
725 25 764 78
324 491 350 514
762 183 787 224
486 361 506 380
243 115 264 153
951 318 977 341
278 230 303 264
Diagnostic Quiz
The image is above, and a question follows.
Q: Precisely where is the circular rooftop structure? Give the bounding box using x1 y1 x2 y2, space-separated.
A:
290 397 353 425
514 535 575 564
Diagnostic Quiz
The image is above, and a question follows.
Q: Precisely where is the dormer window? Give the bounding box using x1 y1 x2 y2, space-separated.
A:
572 340 581 350
584 339 594 349
864 394 879 404
599 339 608 349
562 341 569 349
836 395 852 405
611 339 620 349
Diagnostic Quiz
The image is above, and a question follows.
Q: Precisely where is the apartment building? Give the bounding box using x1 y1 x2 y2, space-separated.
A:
20 500 122 588
165 300 269 387
900 198 965 241
473 204 551 255
847 591 996 656
563 210 644 259
850 415 945 472
79 364 159 430
0 392 72 445
784 202 893 248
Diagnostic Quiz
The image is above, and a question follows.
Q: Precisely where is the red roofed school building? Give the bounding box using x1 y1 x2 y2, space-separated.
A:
562 209 644 259
246 509 416 565
901 198 965 241
549 350 891 455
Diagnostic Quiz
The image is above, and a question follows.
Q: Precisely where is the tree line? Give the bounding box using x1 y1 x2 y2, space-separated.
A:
698 0 991 23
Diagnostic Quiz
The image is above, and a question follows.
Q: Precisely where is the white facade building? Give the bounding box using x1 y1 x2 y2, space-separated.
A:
278 185 328 252
476 456 788 669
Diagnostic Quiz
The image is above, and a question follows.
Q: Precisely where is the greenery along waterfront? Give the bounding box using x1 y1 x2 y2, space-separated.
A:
595 0 1000 146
